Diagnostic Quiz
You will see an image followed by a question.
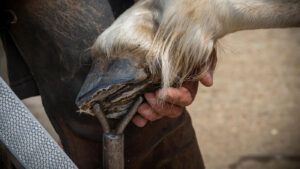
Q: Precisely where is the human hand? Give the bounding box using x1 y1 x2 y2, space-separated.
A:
132 71 214 127
132 49 217 127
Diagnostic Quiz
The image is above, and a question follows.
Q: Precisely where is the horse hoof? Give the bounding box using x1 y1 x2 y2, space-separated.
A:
76 58 159 119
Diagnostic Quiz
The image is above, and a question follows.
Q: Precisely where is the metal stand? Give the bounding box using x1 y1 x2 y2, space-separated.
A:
92 97 143 169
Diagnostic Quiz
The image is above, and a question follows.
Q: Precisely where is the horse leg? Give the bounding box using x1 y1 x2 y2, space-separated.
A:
3 0 114 168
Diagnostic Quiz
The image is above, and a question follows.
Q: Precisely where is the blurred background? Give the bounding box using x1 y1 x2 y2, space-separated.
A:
1 28 300 169
188 28 300 169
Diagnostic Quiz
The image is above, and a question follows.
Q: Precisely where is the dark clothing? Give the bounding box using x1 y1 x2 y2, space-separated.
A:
1 0 205 168
3 32 40 99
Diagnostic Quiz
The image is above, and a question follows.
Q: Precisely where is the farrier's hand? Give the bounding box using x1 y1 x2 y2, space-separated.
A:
132 71 214 127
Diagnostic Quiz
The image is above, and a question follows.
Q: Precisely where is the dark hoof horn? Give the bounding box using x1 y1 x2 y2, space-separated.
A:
76 58 159 118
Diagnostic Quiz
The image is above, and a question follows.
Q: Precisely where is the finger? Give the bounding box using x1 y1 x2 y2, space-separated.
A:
200 48 217 87
157 88 192 107
182 81 199 99
144 93 184 118
199 72 213 87
132 115 148 127
155 86 195 107
137 103 162 121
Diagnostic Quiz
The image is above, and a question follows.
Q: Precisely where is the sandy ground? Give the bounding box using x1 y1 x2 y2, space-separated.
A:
188 28 300 169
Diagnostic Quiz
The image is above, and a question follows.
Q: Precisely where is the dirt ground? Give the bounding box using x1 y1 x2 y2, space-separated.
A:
188 28 300 169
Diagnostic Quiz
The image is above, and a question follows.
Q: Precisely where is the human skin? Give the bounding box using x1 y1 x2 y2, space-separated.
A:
133 48 217 127
133 68 215 127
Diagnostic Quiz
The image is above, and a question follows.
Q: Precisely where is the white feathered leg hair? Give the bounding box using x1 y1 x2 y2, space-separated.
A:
92 0 300 89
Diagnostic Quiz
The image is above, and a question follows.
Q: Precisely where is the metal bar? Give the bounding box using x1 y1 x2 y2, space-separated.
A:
116 97 143 134
92 97 143 169
103 133 124 169
93 103 110 133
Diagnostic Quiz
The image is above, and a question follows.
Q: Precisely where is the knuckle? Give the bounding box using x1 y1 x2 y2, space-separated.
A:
184 95 194 105
138 104 159 122
179 91 193 106
180 87 190 95
138 103 150 113
145 111 157 121
151 102 164 112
